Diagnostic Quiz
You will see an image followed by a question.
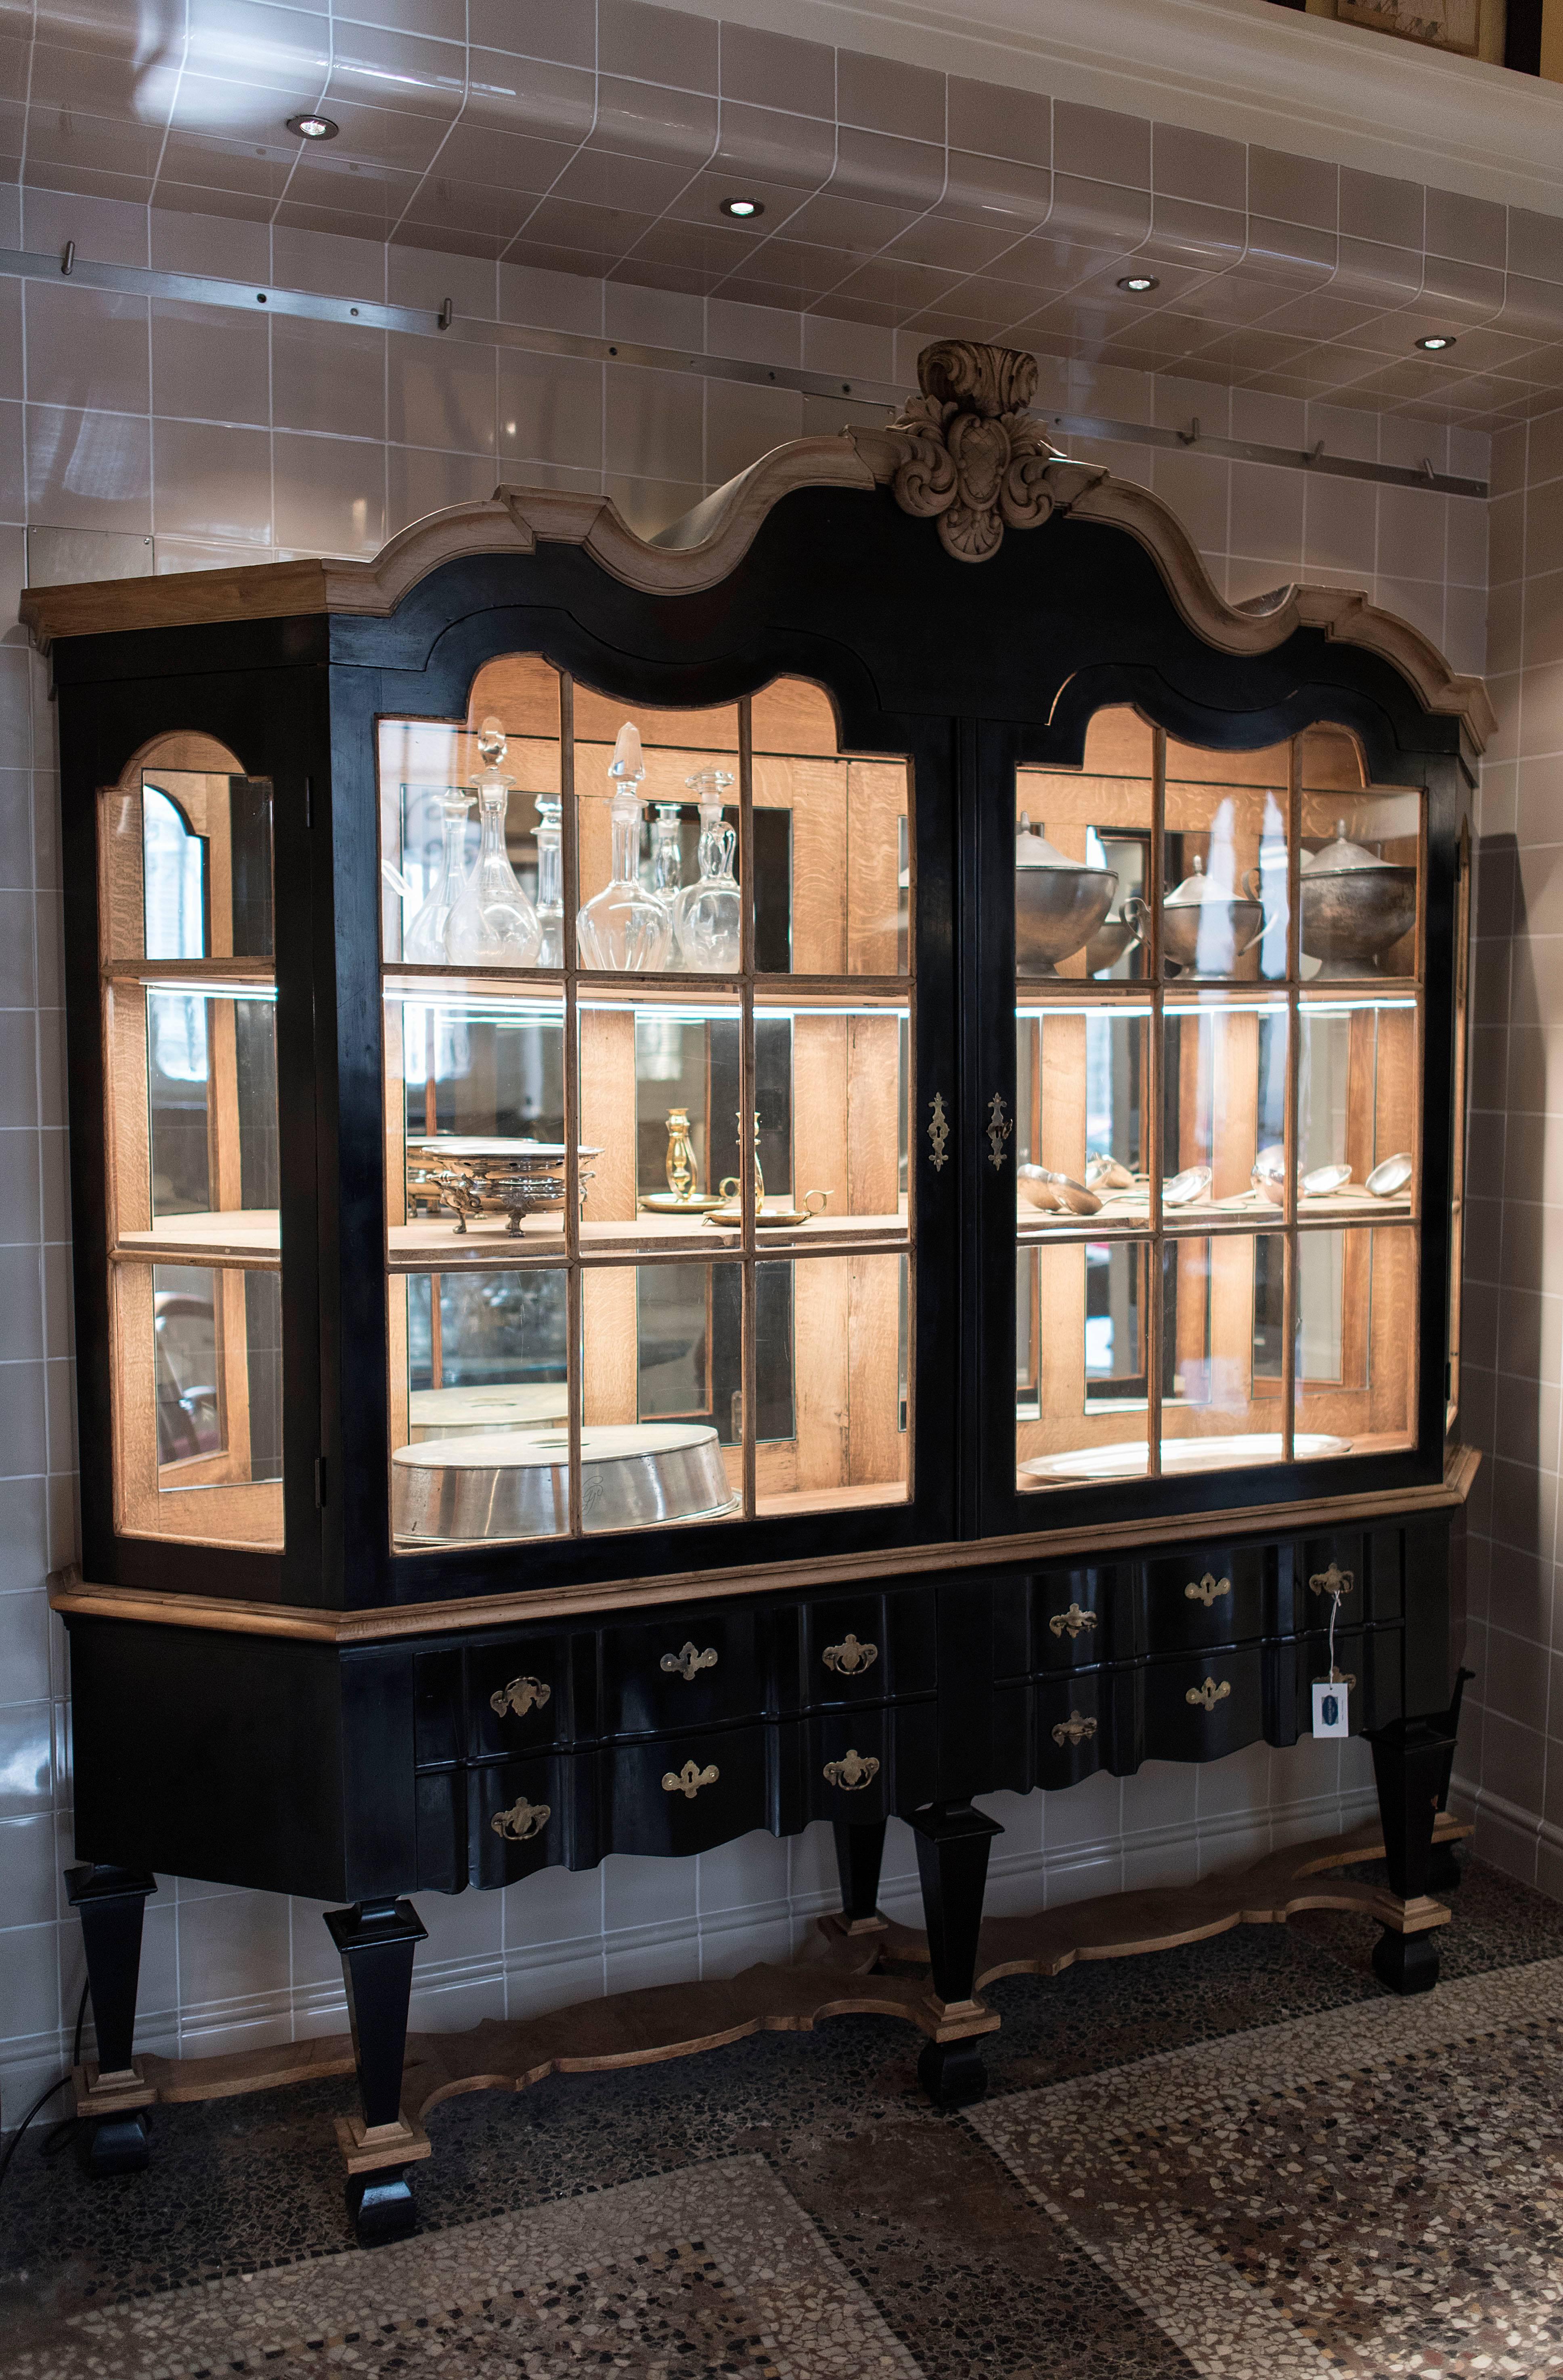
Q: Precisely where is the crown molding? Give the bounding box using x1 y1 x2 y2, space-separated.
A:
662 0 1563 214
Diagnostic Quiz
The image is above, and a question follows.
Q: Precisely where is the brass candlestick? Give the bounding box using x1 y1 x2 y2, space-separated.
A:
665 1107 698 1201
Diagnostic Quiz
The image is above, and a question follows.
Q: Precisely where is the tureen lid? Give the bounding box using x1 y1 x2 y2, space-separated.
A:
1301 819 1396 874
1015 811 1100 871
1165 854 1252 907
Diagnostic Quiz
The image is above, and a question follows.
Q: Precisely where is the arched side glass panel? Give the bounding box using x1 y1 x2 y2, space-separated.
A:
377 663 913 1553
99 737 281 1548
1015 711 1422 1495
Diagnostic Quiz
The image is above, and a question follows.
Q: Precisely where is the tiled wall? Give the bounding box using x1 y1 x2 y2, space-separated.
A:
1452 402 1563 1894
0 177 1490 2127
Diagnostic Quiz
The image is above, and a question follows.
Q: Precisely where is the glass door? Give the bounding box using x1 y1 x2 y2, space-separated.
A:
979 708 1426 1534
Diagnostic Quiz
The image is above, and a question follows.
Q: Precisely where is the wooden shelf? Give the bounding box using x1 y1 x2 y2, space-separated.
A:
115 1211 280 1268
388 1209 911 1269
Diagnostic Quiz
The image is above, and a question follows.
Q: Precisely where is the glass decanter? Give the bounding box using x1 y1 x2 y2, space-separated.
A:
534 790 564 967
674 767 740 973
576 722 671 970
403 787 471 963
651 800 685 944
443 716 542 967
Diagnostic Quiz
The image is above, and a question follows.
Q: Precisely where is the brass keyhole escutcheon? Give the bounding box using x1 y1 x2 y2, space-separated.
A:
661 1642 719 1682
1049 1603 1097 1640
662 1760 719 1798
1183 1575 1231 1609
1186 1677 1232 1712
490 1675 551 1719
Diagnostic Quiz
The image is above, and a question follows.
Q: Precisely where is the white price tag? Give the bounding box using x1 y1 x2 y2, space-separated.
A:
1312 1678 1349 1738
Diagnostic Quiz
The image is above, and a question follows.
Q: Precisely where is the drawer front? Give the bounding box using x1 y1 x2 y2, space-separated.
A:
601 1727 771 1857
1035 1671 1108 1789
797 1589 935 1708
1142 1542 1268 1655
1142 1648 1265 1762
414 1649 463 1769
415 1768 465 1893
1295 1531 1368 1636
599 1611 764 1739
992 1682 1032 1793
798 1704 939 1824
1030 1566 1131 1672
1295 1625 1404 1736
465 1633 576 1759
469 1753 570 1889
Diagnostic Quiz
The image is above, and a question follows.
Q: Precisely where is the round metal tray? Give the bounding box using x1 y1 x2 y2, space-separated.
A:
406 1383 568 1441
392 1421 740 1542
1020 1431 1351 1482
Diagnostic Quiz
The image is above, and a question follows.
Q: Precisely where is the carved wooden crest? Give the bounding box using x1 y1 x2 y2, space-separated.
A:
885 341 1060 564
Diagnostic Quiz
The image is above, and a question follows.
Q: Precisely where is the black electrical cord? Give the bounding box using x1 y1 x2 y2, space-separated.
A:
0 1982 90 2196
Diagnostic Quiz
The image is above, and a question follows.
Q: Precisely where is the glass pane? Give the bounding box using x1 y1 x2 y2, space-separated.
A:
153 1262 282 1487
387 985 569 1259
574 687 741 974
1298 996 1416 1214
754 1252 909 1515
392 1267 570 1544
751 679 908 978
1162 999 1289 1220
579 1261 744 1531
1016 1002 1149 1231
380 656 562 969
129 768 274 963
1163 740 1289 983
1299 761 1421 984
110 983 279 1264
1295 1226 1416 1458
1017 1237 1151 1487
754 989 910 1234
574 991 744 1253
1016 706 1154 983
1160 1232 1287 1470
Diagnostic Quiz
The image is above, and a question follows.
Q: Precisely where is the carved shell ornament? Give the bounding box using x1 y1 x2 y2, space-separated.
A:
886 340 1061 564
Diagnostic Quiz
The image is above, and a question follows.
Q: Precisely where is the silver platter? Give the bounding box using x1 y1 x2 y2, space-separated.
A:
1021 1431 1351 1482
392 1420 740 1542
1366 1150 1414 1198
407 1383 568 1441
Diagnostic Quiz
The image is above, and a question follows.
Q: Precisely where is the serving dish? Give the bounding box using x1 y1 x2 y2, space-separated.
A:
1020 1430 1352 1482
1164 1165 1213 1206
407 1383 568 1441
1015 814 1118 975
1366 1151 1414 1197
1299 823 1416 976
392 1420 740 1541
406 1137 599 1234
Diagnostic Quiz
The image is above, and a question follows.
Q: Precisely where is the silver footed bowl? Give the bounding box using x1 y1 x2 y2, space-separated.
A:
1300 867 1416 976
1083 913 1143 975
392 1421 739 1542
1017 865 1118 975
1161 892 1265 974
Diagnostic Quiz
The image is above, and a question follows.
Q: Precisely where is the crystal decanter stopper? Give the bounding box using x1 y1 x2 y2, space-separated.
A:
576 722 671 970
443 716 542 967
674 767 739 973
404 786 472 963
534 790 564 967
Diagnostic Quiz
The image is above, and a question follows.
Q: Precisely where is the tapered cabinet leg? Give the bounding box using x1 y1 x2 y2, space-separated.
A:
324 1898 430 2245
909 1801 1002 2109
832 1817 888 1933
63 1863 157 2175
1365 1712 1458 1997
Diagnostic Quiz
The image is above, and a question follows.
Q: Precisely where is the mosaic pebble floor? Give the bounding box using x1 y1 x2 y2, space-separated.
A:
3 1858 1563 2379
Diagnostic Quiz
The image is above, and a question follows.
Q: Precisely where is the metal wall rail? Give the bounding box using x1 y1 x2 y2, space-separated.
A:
0 245 1488 501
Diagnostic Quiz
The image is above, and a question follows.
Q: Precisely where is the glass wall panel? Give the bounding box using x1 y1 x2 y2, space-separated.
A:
1163 740 1289 983
391 1266 570 1545
1016 1003 1149 1232
751 679 908 977
1159 1233 1287 1469
578 1261 744 1532
1016 706 1154 983
1298 726 1418 986
1298 996 1416 1214
1294 1226 1416 1457
1017 1238 1152 1486
1161 999 1288 1219
754 1253 909 1515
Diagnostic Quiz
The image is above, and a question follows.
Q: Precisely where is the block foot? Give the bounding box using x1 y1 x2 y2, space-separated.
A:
917 2035 989 2109
346 2166 418 2246
80 2109 151 2176
1372 1923 1441 1995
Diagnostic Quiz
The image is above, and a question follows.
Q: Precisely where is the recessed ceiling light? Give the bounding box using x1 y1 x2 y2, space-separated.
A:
286 113 338 140
1415 333 1455 351
1117 274 1159 293
720 197 763 219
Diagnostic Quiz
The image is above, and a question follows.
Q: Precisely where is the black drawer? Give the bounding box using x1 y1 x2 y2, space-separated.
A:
1035 1670 1108 1789
1294 1531 1369 1634
599 1610 764 1738
415 1768 465 1892
794 1704 939 1824
600 1726 772 1856
414 1649 463 1768
469 1753 570 1889
1030 1565 1131 1672
1141 1647 1265 1762
793 1588 935 1708
1142 1541 1268 1655
1294 1624 1404 1735
465 1632 579 1759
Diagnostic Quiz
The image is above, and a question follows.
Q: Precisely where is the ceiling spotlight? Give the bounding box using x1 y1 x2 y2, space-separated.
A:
719 197 763 219
286 113 338 140
1415 333 1455 351
1117 274 1159 293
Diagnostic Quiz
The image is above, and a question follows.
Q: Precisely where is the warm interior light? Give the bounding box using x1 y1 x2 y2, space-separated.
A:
1117 274 1159 293
287 113 338 140
719 197 763 219
1415 334 1455 351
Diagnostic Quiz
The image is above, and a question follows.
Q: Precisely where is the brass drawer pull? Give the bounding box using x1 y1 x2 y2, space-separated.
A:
663 1760 719 1798
823 1633 878 1676
1049 1602 1097 1640
491 1796 550 1842
1186 1677 1232 1711
1052 1710 1097 1747
1309 1563 1356 1600
1184 1574 1230 1608
490 1675 551 1719
661 1642 719 1682
823 1749 880 1791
